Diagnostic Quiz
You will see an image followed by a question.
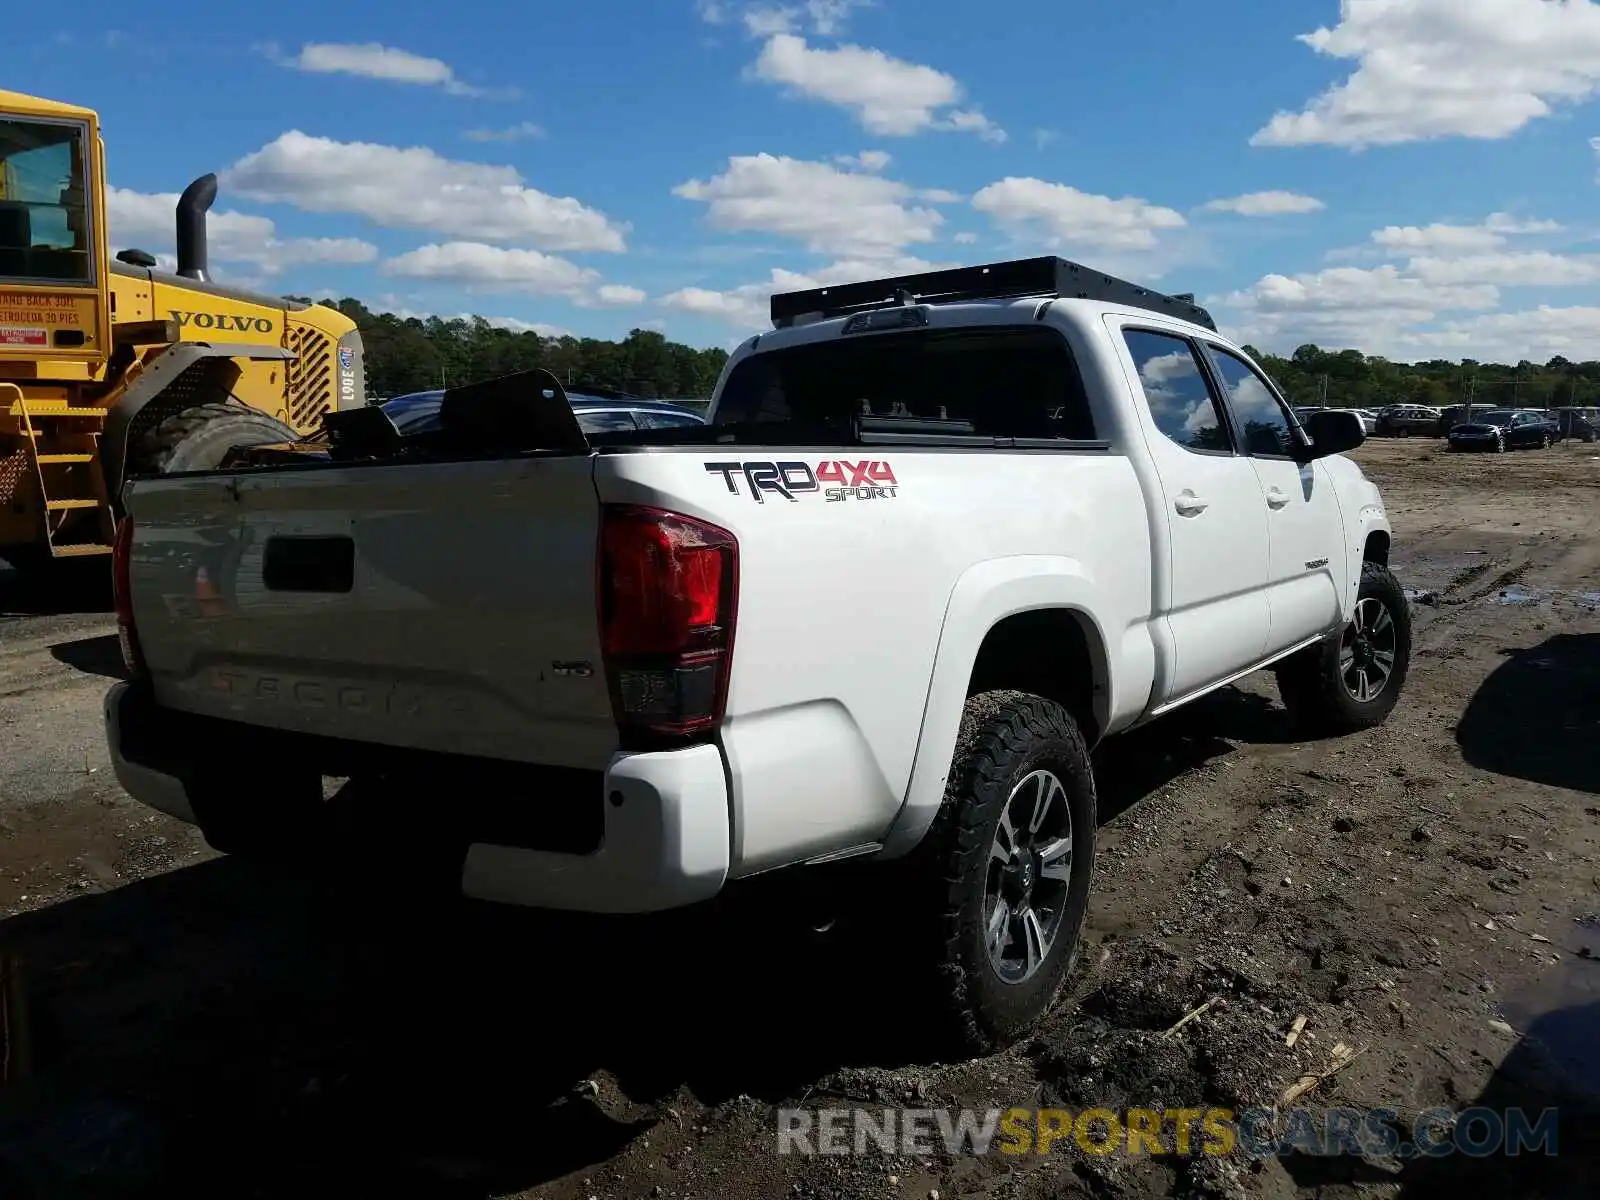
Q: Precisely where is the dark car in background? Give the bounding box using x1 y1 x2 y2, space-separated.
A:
1375 405 1442 437
379 389 707 436
1552 407 1600 443
1446 408 1558 453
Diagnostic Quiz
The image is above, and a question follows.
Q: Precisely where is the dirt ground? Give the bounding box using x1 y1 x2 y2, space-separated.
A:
0 437 1596 1199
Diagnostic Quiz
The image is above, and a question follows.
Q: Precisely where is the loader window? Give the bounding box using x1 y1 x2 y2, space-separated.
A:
715 325 1096 441
0 119 93 284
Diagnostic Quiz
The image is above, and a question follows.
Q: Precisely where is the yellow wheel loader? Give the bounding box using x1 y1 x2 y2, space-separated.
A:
0 88 365 574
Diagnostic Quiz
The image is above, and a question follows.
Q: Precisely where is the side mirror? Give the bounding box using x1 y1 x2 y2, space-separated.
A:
1298 408 1365 460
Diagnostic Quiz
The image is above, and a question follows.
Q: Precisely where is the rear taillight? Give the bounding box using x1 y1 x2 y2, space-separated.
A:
112 517 147 678
598 505 738 745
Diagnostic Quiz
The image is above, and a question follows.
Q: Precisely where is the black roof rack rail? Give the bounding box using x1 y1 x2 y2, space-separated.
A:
768 255 1216 332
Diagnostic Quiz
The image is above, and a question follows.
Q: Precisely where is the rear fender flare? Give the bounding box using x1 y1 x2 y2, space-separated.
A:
878 556 1115 859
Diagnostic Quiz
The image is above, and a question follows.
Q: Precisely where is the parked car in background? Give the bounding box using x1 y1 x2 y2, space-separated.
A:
1350 409 1378 435
1550 407 1599 443
380 389 708 436
1375 405 1442 437
1446 408 1558 452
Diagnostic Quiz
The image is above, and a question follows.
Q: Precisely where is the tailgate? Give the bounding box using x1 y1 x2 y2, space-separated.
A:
123 455 619 771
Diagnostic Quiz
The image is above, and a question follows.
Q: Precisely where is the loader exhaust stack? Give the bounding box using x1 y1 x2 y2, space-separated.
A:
175 173 216 282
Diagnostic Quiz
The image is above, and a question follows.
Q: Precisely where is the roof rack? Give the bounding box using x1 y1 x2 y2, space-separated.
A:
768 255 1216 332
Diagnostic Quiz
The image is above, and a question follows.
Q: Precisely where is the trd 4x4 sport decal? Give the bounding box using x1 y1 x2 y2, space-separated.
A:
705 460 898 504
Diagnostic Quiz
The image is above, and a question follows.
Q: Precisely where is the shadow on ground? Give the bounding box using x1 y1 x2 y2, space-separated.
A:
1392 997 1600 1199
0 564 112 619
0 853 960 1198
1093 684 1302 823
48 635 127 681
1456 633 1600 794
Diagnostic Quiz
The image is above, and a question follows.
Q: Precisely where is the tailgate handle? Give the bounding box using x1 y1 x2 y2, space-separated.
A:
262 536 354 593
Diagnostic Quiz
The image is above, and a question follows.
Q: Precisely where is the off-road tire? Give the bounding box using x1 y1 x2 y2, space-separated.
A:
1276 561 1412 737
904 690 1097 1056
130 399 299 476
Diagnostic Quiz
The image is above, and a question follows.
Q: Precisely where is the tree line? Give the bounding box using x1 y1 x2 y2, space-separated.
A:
295 296 1600 412
1246 344 1600 411
293 297 731 400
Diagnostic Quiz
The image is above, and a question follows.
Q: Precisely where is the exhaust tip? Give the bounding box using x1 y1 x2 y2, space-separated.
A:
175 173 217 282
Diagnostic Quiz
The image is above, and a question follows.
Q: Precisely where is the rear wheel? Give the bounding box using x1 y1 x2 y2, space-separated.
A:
903 690 1098 1055
1277 562 1411 736
129 398 299 476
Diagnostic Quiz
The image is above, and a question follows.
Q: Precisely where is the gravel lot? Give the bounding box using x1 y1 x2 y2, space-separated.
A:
0 437 1596 1199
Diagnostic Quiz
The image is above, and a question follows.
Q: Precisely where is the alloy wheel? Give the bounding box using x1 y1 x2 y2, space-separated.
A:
1340 596 1398 703
984 769 1074 984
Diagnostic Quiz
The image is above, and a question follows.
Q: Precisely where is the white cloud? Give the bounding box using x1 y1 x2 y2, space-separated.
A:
1221 207 1600 358
1485 212 1565 236
223 132 627 253
379 243 646 308
463 121 546 143
1199 191 1325 217
952 231 979 245
1405 252 1600 287
750 34 1004 140
659 254 950 329
1252 0 1600 149
595 284 649 306
674 152 944 257
1217 264 1500 353
834 149 891 171
381 242 600 295
1372 223 1510 254
660 283 777 327
744 6 801 36
971 177 1186 252
1389 306 1600 360
484 315 573 338
271 42 491 96
703 0 871 36
1358 212 1566 258
106 186 377 276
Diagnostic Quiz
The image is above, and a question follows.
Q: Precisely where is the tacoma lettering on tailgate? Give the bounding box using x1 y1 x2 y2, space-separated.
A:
211 668 474 722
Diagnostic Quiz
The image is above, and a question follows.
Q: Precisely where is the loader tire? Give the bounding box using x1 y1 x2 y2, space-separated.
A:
130 399 299 477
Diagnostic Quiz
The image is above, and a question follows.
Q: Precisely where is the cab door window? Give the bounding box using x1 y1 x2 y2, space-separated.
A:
0 119 93 284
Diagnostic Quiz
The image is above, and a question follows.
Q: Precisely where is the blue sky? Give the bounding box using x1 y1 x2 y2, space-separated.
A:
18 0 1600 361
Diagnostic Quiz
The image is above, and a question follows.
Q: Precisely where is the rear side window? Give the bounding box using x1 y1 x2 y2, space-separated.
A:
1121 329 1231 454
715 326 1096 440
634 409 703 429
575 409 639 434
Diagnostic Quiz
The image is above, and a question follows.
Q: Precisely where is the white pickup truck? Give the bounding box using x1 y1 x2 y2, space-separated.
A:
103 257 1410 1053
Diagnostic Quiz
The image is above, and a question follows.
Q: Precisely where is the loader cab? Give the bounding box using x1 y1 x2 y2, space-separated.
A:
0 90 111 370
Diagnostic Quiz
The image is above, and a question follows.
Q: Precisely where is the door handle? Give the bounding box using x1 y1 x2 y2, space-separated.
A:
1265 487 1290 509
1174 491 1208 516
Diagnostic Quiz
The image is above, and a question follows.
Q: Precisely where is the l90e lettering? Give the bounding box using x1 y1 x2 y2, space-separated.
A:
706 459 899 503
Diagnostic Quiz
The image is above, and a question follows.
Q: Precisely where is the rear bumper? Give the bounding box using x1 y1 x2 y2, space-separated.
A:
103 680 732 914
